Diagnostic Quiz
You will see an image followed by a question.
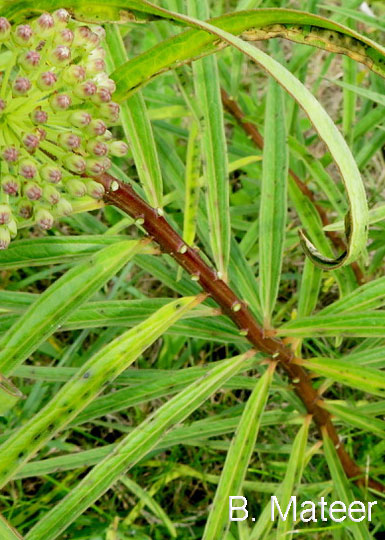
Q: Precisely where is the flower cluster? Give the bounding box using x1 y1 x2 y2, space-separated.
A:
0 9 128 248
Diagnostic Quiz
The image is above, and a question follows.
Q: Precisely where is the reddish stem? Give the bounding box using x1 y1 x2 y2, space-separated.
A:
98 172 384 493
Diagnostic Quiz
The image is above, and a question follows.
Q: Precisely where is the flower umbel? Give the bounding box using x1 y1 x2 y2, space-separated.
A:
0 10 128 248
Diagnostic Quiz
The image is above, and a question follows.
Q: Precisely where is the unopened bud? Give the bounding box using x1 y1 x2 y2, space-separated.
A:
1 175 20 195
85 58 105 75
2 146 19 163
13 76 31 95
19 159 38 179
0 204 11 225
0 227 10 250
73 26 92 48
86 180 105 199
23 133 40 153
86 140 108 157
37 71 57 90
53 9 70 26
53 28 74 46
40 164 62 184
87 119 107 136
31 108 48 124
13 24 33 45
43 185 61 204
7 218 17 238
35 13 55 35
62 64 86 85
0 98 6 114
49 45 71 66
70 111 92 128
25 182 42 200
58 132 82 150
86 158 107 176
109 141 128 157
99 102 120 122
56 198 73 216
65 178 87 197
49 93 71 110
18 201 33 219
91 86 112 104
35 208 54 230
64 154 87 174
74 80 97 99
18 50 40 70
0 17 11 41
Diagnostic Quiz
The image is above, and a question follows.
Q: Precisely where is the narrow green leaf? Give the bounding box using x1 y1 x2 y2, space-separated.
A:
25 350 255 540
188 0 230 280
0 240 148 377
0 515 23 540
105 24 163 208
280 312 385 338
319 276 385 315
322 430 372 540
182 119 201 247
276 417 311 539
0 296 202 488
259 75 288 325
297 258 322 318
322 402 385 440
203 363 275 539
298 357 385 398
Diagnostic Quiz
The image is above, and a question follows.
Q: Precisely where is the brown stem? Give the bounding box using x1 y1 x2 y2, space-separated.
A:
98 172 383 493
220 88 365 285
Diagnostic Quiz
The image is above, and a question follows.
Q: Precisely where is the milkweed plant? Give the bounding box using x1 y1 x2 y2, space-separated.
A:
0 1 384 539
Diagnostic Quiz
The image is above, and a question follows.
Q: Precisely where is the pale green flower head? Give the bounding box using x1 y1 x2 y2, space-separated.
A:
0 9 128 248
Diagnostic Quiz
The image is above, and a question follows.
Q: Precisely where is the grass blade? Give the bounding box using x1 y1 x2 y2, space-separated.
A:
189 0 230 280
0 240 148 378
25 350 255 540
0 296 203 488
203 363 275 539
259 74 288 325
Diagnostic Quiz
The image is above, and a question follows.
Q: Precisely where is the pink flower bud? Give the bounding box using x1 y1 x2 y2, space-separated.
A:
49 93 72 111
70 111 92 128
0 204 11 225
86 140 108 157
2 146 19 163
91 86 112 104
14 24 33 45
58 132 82 150
62 64 86 85
40 164 62 184
13 76 31 95
23 133 40 153
85 158 107 176
95 74 116 93
109 141 129 157
73 26 92 47
65 178 87 198
31 108 48 124
54 28 74 45
93 26 106 41
1 175 20 195
64 154 87 174
89 46 106 60
56 198 73 216
53 9 70 25
0 17 11 41
74 80 97 99
36 127 47 141
86 180 105 199
85 58 105 75
35 208 54 230
102 130 113 142
99 102 120 122
19 159 38 179
25 182 42 200
37 71 57 91
87 119 107 137
49 45 71 66
0 228 10 250
18 201 33 219
18 50 40 70
43 185 61 205
0 98 6 113
35 13 55 35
